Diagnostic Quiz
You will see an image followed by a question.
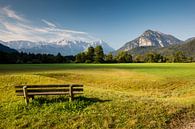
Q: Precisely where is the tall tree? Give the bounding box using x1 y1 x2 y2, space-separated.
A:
86 46 95 63
56 53 65 63
94 45 104 63
75 52 86 63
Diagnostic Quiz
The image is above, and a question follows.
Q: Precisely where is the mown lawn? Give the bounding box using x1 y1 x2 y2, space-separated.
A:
0 63 194 129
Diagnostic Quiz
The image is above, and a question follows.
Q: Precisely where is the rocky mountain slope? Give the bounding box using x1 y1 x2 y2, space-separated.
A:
128 38 195 58
117 30 182 52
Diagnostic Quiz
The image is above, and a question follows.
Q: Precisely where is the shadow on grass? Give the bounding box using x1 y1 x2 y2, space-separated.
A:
31 96 110 104
28 96 111 112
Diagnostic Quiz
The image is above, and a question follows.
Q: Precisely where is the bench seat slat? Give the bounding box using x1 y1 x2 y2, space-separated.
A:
15 85 83 89
16 91 83 96
16 88 83 93
15 85 71 88
72 85 83 88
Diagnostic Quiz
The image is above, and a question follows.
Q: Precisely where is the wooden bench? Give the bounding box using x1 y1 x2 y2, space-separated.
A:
15 84 83 105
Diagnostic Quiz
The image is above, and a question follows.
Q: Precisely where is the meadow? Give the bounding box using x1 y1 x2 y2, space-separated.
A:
0 63 194 129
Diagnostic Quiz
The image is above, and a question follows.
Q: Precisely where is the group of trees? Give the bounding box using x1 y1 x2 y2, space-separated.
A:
75 46 193 63
75 46 105 63
0 45 193 64
75 46 133 63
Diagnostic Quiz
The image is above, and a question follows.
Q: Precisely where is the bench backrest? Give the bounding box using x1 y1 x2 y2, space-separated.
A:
15 84 83 96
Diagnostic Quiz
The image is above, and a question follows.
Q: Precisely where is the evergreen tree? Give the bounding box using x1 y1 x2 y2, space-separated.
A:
56 53 65 63
94 45 104 63
75 52 86 63
86 46 95 63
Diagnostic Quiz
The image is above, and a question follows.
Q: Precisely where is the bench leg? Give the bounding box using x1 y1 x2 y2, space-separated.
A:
69 95 73 102
69 85 73 102
23 86 29 105
24 97 29 105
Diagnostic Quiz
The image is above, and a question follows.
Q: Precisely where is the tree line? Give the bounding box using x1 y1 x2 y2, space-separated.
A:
0 45 193 64
75 46 193 63
75 46 133 63
0 52 74 64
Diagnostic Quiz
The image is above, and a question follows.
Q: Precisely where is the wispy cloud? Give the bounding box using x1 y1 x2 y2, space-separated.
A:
42 19 56 28
1 6 26 22
0 6 98 42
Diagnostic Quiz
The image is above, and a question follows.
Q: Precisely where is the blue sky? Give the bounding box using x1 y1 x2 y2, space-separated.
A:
0 0 195 49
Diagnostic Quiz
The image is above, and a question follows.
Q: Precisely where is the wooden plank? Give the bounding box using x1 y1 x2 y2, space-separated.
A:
16 91 83 96
16 88 70 91
16 89 70 93
16 88 83 93
16 92 70 96
15 84 70 88
72 85 83 88
73 88 83 91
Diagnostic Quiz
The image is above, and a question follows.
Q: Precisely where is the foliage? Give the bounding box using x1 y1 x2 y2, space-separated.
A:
144 52 164 63
75 52 86 63
105 52 116 63
94 45 104 63
86 46 95 63
0 51 74 64
0 44 194 64
115 51 133 63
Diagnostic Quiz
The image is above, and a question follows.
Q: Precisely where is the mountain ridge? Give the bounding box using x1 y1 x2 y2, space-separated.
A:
0 40 18 53
1 39 114 55
127 38 195 58
117 30 183 52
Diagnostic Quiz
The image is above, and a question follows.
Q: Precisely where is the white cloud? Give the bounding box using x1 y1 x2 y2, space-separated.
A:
42 19 56 28
0 6 98 42
1 6 26 22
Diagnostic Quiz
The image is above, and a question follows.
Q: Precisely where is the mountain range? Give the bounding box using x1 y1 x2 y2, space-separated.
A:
0 29 194 58
0 39 114 55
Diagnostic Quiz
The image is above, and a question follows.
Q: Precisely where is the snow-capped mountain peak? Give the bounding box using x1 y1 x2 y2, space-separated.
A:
1 39 114 55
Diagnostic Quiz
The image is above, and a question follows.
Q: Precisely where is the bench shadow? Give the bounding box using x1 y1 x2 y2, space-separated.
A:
31 96 111 109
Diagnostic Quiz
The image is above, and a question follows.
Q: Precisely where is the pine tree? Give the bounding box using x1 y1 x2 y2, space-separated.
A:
94 45 104 63
86 46 95 63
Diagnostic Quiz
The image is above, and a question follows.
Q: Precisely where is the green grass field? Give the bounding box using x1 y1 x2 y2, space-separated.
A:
0 63 194 129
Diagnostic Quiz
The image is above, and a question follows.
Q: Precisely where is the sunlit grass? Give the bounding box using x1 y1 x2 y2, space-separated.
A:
0 63 194 128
